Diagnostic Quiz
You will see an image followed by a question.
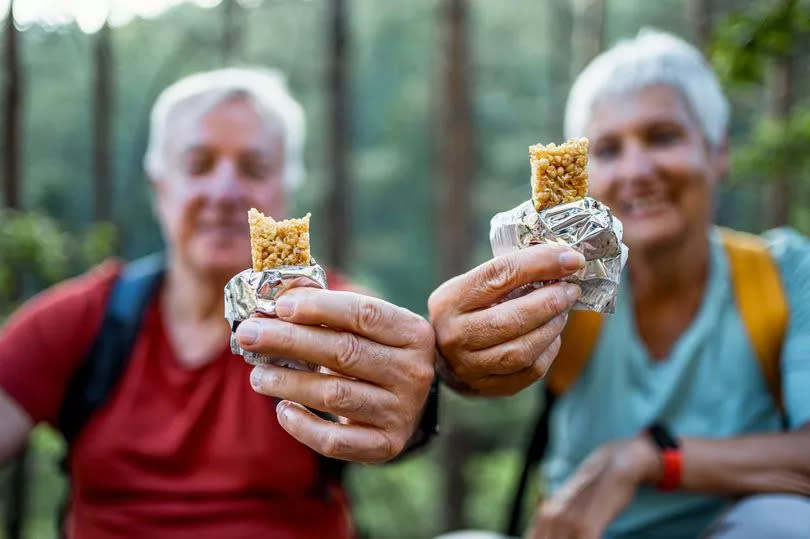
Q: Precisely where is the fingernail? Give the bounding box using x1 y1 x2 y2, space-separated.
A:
276 400 290 420
250 366 266 388
237 320 259 345
559 251 586 270
275 298 295 318
564 283 581 302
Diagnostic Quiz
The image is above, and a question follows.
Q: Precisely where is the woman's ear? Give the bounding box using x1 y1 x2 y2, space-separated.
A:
711 136 730 184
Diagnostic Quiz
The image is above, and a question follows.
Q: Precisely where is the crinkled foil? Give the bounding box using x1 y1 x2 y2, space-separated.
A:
490 197 628 313
224 263 328 370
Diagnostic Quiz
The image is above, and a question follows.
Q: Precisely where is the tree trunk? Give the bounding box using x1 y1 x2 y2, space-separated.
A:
766 52 794 227
222 0 242 65
437 0 473 283
3 0 21 209
569 0 605 79
93 20 114 221
689 0 713 51
546 0 573 138
325 0 350 272
437 0 474 531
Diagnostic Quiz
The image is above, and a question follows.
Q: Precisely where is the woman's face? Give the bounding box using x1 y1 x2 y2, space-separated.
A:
153 97 287 280
585 85 727 253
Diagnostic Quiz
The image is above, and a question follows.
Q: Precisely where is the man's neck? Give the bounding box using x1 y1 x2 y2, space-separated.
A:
162 259 227 324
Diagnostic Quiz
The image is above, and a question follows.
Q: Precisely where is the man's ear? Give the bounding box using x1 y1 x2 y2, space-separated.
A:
148 174 167 222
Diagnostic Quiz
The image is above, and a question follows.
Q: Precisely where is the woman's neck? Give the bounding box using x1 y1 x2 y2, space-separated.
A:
629 229 711 302
627 229 712 359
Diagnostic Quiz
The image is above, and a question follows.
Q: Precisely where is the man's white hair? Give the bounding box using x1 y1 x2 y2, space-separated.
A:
564 28 729 147
144 67 305 189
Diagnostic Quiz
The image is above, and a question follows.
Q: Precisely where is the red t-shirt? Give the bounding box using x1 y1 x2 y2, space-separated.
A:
0 261 354 539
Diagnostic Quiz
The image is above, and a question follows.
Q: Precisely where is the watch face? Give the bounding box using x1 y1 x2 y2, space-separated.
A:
649 423 679 449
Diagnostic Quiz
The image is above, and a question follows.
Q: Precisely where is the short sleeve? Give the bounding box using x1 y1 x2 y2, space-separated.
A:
0 261 121 426
766 228 810 429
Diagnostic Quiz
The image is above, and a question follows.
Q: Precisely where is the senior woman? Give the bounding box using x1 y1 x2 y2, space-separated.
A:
429 30 810 538
0 68 435 538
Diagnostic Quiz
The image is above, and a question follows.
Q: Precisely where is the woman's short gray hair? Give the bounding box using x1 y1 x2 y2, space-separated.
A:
564 28 729 147
144 67 305 190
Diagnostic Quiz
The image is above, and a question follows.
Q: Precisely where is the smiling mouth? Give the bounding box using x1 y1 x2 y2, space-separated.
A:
620 194 669 216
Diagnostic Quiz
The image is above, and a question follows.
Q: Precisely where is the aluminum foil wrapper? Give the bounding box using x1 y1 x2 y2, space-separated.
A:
489 197 628 313
224 263 328 370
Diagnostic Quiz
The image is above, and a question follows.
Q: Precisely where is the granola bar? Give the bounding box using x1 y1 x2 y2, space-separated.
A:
529 137 589 211
248 208 312 271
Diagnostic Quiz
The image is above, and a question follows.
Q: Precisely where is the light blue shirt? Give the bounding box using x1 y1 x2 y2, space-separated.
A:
543 227 810 538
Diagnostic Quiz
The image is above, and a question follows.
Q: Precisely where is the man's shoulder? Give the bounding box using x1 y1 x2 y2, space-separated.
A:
2 259 123 332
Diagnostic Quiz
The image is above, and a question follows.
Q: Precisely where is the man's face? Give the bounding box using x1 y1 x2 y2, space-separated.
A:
153 97 287 279
585 85 727 253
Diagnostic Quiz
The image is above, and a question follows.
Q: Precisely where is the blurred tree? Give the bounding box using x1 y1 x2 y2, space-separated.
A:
2 7 26 533
92 18 114 222
222 0 243 64
690 0 713 50
326 0 350 272
570 0 606 77
712 0 810 227
437 0 474 531
3 0 21 210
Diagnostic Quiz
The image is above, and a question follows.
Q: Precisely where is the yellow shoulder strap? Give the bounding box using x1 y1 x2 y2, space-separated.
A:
546 310 603 396
547 229 789 410
720 228 789 413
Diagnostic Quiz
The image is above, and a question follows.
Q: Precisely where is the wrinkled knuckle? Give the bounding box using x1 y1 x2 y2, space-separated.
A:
321 430 349 458
483 256 520 293
275 322 297 351
323 378 354 412
410 357 436 387
542 288 567 315
336 332 363 371
356 299 385 333
412 318 436 349
498 340 534 371
382 433 404 461
441 319 469 350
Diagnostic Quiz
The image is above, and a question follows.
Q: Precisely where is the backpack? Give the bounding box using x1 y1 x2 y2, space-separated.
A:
504 228 790 535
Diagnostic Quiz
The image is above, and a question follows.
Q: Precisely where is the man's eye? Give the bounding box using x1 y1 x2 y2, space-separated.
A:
240 158 274 180
187 155 214 175
593 142 620 161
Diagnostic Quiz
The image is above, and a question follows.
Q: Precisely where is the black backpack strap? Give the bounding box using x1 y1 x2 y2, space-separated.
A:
504 385 557 536
58 253 166 444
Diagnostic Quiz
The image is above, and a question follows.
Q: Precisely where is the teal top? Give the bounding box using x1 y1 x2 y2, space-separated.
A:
543 227 810 538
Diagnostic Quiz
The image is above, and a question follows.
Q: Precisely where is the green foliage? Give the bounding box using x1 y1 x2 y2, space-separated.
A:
711 0 810 86
0 210 116 317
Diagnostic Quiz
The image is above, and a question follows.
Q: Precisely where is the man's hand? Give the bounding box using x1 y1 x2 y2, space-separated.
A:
528 437 659 539
428 245 584 396
235 287 435 464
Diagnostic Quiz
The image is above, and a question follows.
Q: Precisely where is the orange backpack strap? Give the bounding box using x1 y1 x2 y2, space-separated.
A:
720 228 789 413
546 310 604 396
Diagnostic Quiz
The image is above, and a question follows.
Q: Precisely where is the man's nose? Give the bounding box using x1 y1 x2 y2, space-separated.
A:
210 160 246 202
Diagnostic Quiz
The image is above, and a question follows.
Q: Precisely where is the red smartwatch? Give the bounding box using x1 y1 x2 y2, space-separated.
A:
645 422 682 491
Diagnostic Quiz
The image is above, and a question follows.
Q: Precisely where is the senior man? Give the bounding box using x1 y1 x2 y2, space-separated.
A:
0 67 435 538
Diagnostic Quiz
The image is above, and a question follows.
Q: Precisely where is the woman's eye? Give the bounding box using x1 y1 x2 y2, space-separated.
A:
648 128 681 146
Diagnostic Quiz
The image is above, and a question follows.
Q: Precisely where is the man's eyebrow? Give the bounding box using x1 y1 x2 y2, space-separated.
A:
181 144 209 156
